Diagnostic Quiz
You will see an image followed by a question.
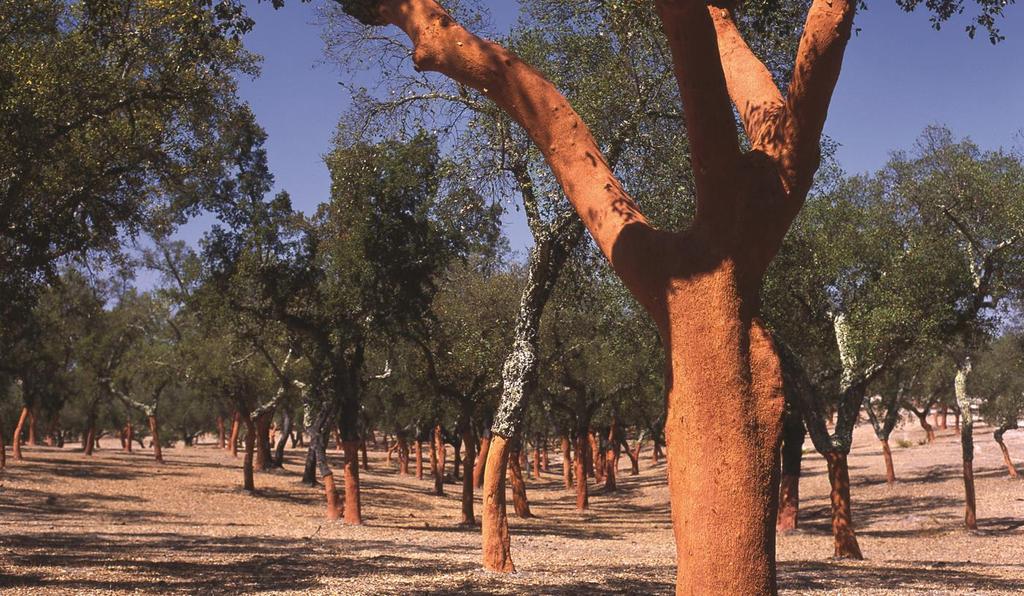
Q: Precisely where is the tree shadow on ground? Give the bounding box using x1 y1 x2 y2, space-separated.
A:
777 559 1024 593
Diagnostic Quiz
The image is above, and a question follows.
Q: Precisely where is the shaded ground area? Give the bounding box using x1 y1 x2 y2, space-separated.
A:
0 422 1022 594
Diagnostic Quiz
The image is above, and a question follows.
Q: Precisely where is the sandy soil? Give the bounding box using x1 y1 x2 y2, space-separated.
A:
0 420 1021 595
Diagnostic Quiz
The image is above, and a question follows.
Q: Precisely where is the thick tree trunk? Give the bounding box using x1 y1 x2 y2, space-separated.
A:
342 441 363 524
574 434 588 510
474 434 490 489
12 406 28 461
460 427 476 526
561 435 573 490
955 361 978 530
243 417 256 492
824 452 863 559
880 438 896 485
302 447 317 485
481 435 514 572
255 412 273 471
777 408 804 533
229 411 240 457
148 415 163 464
508 448 532 518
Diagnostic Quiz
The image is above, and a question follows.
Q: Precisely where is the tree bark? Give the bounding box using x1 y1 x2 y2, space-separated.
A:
229 411 240 457
27 409 37 445
432 425 444 496
532 441 542 479
508 447 532 518
561 435 573 490
243 417 256 492
12 406 28 461
825 452 863 559
415 440 423 480
460 427 476 525
574 434 589 510
955 360 978 530
342 441 363 524
481 435 514 572
474 434 490 489
217 416 226 449
880 438 896 485
915 410 936 443
398 435 410 475
126 423 134 453
777 407 804 533
994 425 1020 479
360 439 369 471
324 472 341 520
273 409 291 467
255 411 273 471
84 425 95 456
148 415 163 463
542 440 549 473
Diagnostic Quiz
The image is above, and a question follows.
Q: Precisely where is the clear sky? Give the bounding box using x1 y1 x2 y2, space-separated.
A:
172 0 1023 253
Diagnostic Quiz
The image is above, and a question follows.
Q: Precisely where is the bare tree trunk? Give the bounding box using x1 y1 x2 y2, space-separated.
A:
126 423 134 453
243 417 256 492
955 361 978 530
217 416 226 449
939 405 948 430
398 435 410 475
148 415 163 463
84 425 95 456
574 434 588 510
542 439 549 473
880 438 896 485
994 425 1020 479
360 439 369 471
481 435 514 572
508 447 532 518
12 406 28 461
273 410 291 467
474 433 490 489
255 412 273 471
460 427 476 526
777 408 804 533
27 409 37 445
229 411 240 457
561 435 573 490
415 440 423 480
532 440 542 478
432 425 444 496
342 441 362 524
825 452 863 559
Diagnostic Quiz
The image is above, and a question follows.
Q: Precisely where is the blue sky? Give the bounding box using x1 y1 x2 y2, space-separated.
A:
172 0 1023 254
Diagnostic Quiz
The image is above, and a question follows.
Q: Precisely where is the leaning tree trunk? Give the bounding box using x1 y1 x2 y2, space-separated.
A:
148 415 163 464
12 406 28 461
955 360 978 529
994 424 1020 479
273 409 292 467
474 431 490 489
880 438 896 485
777 406 805 533
824 452 863 559
914 409 936 443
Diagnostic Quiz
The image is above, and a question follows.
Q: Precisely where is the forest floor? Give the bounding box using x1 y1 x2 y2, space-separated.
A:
0 420 1022 595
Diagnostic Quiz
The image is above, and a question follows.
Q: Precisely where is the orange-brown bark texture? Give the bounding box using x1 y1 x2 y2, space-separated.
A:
481 435 514 572
356 0 856 592
342 441 363 525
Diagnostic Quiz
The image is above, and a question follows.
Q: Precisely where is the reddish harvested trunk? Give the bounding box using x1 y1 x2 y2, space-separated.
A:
229 411 240 457
532 443 541 478
324 472 341 520
460 428 476 525
415 441 423 480
243 417 256 492
825 452 863 559
12 406 28 461
997 439 1020 479
481 435 514 572
508 449 532 518
125 423 134 453
777 474 799 533
474 435 491 489
963 457 978 529
604 447 617 491
386 440 398 466
431 425 444 496
880 438 896 485
574 435 589 510
342 441 363 525
519 448 529 480
777 410 804 533
84 426 95 456
148 415 163 464
561 435 573 490
588 432 602 482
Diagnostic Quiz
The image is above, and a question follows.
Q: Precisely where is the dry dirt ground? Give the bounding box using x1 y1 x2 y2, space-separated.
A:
0 420 1022 595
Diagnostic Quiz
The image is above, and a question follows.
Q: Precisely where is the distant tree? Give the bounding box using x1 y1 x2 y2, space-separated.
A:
971 333 1024 479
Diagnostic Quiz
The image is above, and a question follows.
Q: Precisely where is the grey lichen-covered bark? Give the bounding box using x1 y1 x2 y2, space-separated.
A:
304 388 337 478
955 358 974 463
490 215 584 438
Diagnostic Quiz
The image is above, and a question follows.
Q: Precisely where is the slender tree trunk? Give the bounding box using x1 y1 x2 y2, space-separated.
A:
532 441 541 478
574 434 588 510
589 432 603 482
126 423 134 453
561 435 573 490
398 435 410 475
148 415 163 463
12 406 28 461
432 425 444 496
324 472 341 520
27 409 36 445
217 416 226 449
302 447 317 485
273 410 291 467
255 412 273 471
84 425 95 456
508 447 532 518
628 437 642 475
229 411 240 457
824 452 863 559
481 435 514 572
915 411 935 443
342 441 362 524
777 408 804 533
415 440 423 480
243 417 256 492
453 435 462 480
955 361 978 530
360 439 369 471
475 434 490 489
542 440 549 473
460 427 476 526
939 406 948 430
386 440 398 466
604 445 617 491
880 438 896 485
